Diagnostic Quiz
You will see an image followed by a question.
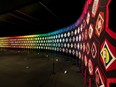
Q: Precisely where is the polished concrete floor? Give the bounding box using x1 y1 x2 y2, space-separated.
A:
0 50 87 87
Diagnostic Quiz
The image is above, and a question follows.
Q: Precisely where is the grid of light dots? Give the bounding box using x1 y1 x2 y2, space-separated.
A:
0 0 88 57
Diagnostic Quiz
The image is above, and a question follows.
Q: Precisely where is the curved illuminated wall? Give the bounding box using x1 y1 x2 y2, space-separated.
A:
0 0 116 87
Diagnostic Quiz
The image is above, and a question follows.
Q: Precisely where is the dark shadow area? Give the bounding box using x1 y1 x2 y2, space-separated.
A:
109 0 116 32
110 83 116 87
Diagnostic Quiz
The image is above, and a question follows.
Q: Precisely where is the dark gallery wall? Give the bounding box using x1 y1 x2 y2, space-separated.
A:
0 0 116 87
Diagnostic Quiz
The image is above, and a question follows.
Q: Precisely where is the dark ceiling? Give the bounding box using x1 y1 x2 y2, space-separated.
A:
0 0 86 37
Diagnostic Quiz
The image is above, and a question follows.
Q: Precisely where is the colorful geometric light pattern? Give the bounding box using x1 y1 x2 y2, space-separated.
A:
100 40 116 71
0 0 116 87
95 67 105 87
